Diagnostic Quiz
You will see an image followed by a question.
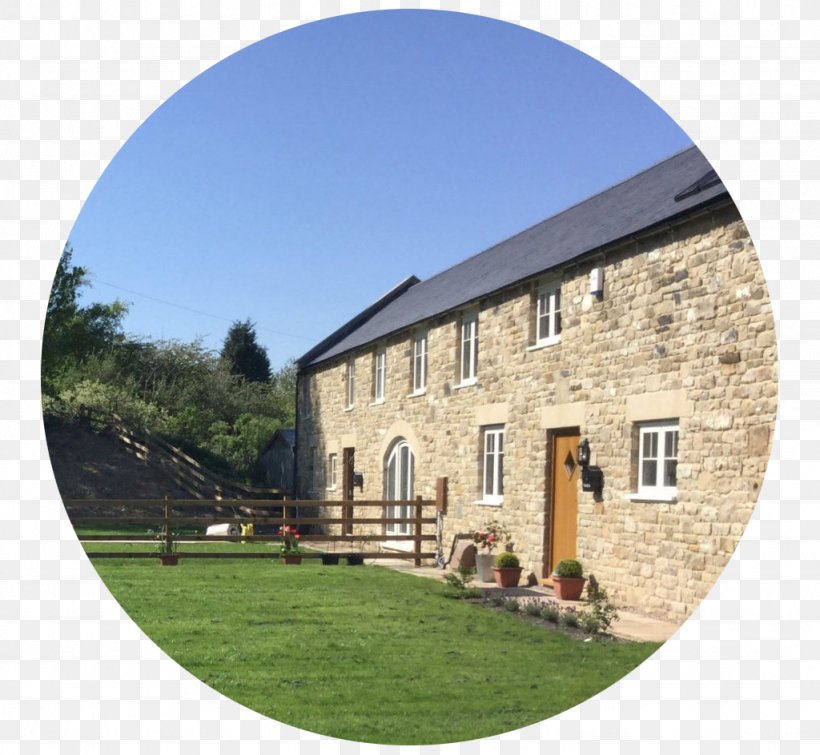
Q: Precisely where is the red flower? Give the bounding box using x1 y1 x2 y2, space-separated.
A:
295 533 301 540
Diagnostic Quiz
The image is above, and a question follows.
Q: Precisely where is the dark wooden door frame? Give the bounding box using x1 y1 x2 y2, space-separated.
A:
543 427 580 580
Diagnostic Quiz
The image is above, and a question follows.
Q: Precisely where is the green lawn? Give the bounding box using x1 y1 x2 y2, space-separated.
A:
88 547 661 745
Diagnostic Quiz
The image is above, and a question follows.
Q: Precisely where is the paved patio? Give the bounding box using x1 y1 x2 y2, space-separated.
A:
371 557 680 643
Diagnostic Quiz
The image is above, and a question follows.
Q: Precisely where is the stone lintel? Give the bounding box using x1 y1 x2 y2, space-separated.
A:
475 403 509 426
540 401 586 429
626 389 694 422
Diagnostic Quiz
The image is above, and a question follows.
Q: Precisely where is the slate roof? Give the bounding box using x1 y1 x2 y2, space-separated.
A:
261 428 295 455
299 146 731 369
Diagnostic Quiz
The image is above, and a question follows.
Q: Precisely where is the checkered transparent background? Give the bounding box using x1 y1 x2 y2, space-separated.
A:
2 1 817 751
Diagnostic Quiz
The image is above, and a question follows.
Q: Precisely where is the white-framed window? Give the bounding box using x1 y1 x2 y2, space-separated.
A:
327 453 337 490
412 331 427 394
481 425 505 503
638 421 679 498
373 348 386 403
460 312 478 384
536 281 562 345
346 359 356 409
385 439 415 537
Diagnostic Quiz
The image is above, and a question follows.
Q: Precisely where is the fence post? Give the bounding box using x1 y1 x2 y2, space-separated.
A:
164 498 173 555
435 477 448 568
414 495 423 567
435 477 447 514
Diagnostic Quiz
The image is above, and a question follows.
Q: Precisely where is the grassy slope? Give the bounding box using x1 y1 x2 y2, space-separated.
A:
90 551 661 745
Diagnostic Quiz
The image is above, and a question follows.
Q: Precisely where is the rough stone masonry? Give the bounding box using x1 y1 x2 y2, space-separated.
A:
297 202 776 623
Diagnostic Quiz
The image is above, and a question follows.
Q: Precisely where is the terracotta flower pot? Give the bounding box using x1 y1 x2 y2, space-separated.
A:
159 554 179 566
492 566 523 588
553 576 586 601
282 554 302 565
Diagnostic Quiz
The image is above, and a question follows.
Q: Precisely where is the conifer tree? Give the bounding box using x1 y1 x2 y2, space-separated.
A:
219 319 271 383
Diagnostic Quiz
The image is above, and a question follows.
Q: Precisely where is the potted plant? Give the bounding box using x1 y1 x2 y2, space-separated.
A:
551 558 586 600
153 531 179 566
492 551 523 588
279 525 302 564
321 552 340 565
473 521 508 581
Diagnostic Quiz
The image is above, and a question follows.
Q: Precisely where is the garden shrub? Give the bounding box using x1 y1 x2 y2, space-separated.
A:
495 551 520 568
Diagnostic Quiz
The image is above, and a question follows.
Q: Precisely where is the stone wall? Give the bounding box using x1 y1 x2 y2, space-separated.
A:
296 202 777 622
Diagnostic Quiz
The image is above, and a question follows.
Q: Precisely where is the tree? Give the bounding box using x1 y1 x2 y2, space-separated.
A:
219 319 271 383
42 245 128 393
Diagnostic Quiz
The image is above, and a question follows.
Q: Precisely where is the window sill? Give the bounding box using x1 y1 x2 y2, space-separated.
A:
370 399 385 407
407 389 427 398
326 486 337 492
474 498 503 507
527 336 561 352
629 492 678 503
454 379 478 390
344 406 355 413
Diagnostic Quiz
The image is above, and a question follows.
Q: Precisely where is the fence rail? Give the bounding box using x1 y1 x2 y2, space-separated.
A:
67 478 447 567
107 413 284 501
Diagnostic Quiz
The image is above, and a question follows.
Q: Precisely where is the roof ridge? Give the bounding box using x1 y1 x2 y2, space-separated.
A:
417 145 701 288
301 144 727 368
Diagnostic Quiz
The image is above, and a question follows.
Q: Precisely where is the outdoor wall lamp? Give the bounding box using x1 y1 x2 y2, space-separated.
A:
577 438 604 495
353 471 364 490
578 438 591 467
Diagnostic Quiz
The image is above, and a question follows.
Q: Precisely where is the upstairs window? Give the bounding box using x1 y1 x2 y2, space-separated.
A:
412 332 427 394
373 348 386 403
460 312 478 384
638 421 679 498
346 360 356 409
482 425 505 504
536 281 562 345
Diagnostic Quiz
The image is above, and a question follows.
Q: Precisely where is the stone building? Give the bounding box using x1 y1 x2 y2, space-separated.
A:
294 147 777 622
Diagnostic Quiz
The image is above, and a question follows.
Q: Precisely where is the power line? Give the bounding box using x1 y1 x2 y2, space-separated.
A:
92 277 318 343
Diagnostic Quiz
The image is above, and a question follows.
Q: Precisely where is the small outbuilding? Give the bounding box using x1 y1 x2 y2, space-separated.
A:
259 428 295 494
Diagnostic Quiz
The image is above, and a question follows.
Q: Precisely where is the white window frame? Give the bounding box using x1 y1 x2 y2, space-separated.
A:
636 421 679 500
480 425 505 504
412 332 427 395
385 439 415 539
327 453 337 490
535 281 562 346
459 312 478 385
373 348 386 404
346 359 356 409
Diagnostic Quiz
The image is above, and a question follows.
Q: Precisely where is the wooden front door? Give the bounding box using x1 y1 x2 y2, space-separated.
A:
546 431 580 578
342 447 354 536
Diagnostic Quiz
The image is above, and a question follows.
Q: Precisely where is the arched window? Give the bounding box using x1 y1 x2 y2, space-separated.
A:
385 439 415 537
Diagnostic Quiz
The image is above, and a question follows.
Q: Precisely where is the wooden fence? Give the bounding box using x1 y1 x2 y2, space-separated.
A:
67 480 447 567
107 413 284 501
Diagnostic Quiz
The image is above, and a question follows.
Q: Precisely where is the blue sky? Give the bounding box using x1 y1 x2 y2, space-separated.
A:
67 10 693 370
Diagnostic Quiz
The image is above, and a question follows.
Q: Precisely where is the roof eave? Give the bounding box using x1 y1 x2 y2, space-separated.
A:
296 275 420 371
301 191 735 370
